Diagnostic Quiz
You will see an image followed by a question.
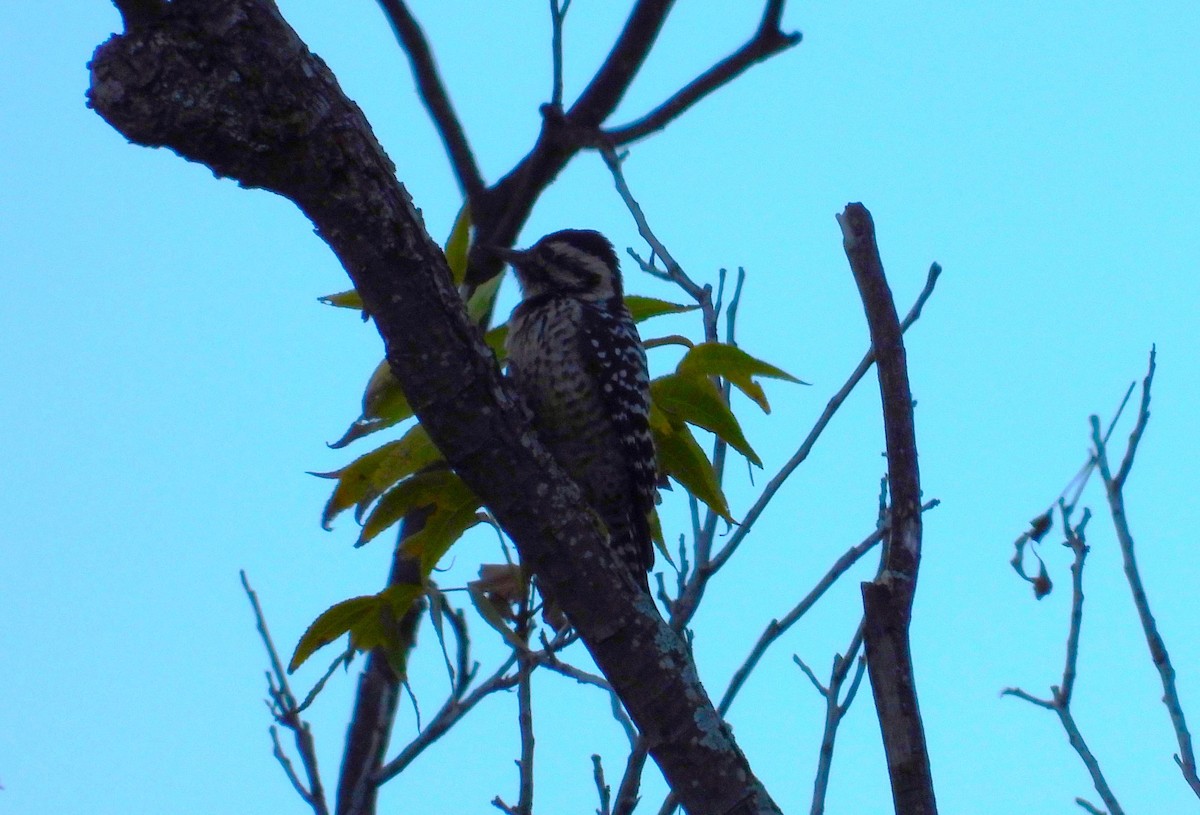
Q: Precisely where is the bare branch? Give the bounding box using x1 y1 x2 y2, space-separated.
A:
803 623 867 815
377 653 522 783
599 144 714 331
707 262 942 576
593 754 612 815
1003 508 1124 814
838 202 935 815
548 0 572 109
377 0 485 201
613 745 649 815
1092 348 1200 799
605 1 801 144
241 572 329 815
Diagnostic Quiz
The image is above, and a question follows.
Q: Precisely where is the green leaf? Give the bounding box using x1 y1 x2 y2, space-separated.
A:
467 271 504 326
650 405 733 523
676 342 806 413
288 582 423 673
328 360 414 448
651 373 761 467
318 289 364 310
625 295 698 323
314 424 444 529
484 324 509 363
445 201 472 286
358 468 480 549
399 477 483 572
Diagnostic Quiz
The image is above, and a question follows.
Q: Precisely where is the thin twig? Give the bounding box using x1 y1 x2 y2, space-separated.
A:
613 744 648 815
241 572 329 815
801 622 867 815
377 0 485 201
707 262 943 576
549 0 572 108
598 144 714 322
1092 349 1199 798
375 653 521 783
593 754 612 815
1003 508 1124 814
540 654 637 746
604 0 801 144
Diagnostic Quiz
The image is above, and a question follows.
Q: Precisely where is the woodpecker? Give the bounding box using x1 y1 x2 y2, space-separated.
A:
495 229 657 593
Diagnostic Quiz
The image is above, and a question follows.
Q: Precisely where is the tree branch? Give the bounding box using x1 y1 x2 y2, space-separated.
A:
1003 506 1124 814
1091 348 1200 799
88 4 779 811
837 202 936 815
377 0 485 202
241 572 329 815
604 0 801 145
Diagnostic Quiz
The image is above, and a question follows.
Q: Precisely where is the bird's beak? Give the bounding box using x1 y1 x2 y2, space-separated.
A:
485 245 528 266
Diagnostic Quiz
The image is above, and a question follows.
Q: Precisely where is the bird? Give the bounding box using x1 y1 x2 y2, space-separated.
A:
493 229 657 593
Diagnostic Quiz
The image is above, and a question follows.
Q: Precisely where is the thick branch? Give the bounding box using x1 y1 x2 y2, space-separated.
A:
88 3 777 811
837 203 936 815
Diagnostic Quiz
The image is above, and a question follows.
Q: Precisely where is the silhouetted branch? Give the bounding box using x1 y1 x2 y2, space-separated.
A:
838 202 936 815
796 623 868 815
592 754 612 815
1003 507 1124 814
605 1 801 144
548 0 572 108
377 0 485 201
707 261 942 576
1092 348 1200 799
242 571 329 815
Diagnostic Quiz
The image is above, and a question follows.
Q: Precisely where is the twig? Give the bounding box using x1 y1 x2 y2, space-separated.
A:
540 654 637 746
598 144 714 328
707 261 942 577
1075 799 1106 815
515 601 535 815
837 202 935 814
1092 348 1200 798
376 653 521 783
716 518 901 717
241 571 329 815
1003 507 1124 814
377 0 485 201
613 745 648 815
798 623 867 815
549 0 572 108
593 754 612 815
604 1 801 145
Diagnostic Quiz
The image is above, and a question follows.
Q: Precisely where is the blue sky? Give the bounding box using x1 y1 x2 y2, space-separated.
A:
3 1 1199 812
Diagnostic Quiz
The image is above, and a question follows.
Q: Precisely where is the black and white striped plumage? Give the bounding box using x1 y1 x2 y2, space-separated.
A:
498 229 656 592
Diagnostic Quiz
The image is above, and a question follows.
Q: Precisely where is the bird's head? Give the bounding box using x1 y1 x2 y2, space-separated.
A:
491 229 623 303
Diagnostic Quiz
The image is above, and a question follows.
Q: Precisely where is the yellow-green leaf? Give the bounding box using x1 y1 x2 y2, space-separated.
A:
467 272 504 326
676 342 806 413
400 477 483 572
484 324 509 363
626 295 698 323
315 424 444 529
358 468 476 548
445 201 472 286
288 582 423 673
328 360 414 448
651 373 761 467
318 289 364 310
650 407 733 523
